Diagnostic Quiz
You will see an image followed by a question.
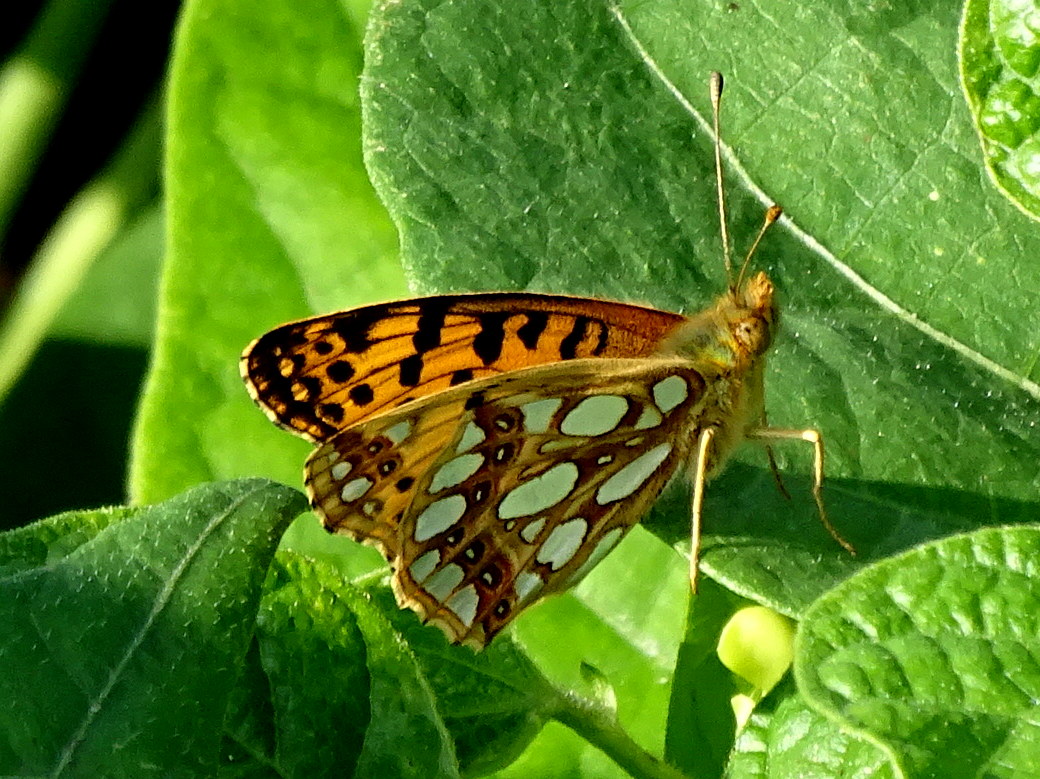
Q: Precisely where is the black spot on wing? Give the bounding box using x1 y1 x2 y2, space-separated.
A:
517 311 548 350
481 564 502 588
462 539 485 563
450 369 474 386
349 383 374 406
326 360 355 384
319 403 344 423
399 354 423 387
473 312 510 365
559 316 589 360
331 309 380 353
413 302 449 353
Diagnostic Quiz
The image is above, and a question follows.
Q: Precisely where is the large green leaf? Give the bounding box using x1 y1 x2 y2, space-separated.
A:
725 678 895 778
362 0 1040 612
129 0 405 504
258 552 461 778
117 0 1040 775
797 525 1040 777
961 0 1040 219
0 479 304 776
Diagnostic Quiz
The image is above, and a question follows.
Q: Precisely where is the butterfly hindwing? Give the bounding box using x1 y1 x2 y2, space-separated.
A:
305 357 706 647
242 293 686 442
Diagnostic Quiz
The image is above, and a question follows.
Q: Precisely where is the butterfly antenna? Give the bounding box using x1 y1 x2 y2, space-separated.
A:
734 204 783 292
710 72 734 291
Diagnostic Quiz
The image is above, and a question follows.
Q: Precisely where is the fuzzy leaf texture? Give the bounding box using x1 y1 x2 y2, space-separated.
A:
361 0 1040 612
797 526 1040 778
0 480 304 776
121 0 1040 777
961 0 1040 220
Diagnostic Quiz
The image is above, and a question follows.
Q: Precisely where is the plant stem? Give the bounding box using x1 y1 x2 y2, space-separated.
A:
551 691 695 779
0 0 117 244
0 90 161 403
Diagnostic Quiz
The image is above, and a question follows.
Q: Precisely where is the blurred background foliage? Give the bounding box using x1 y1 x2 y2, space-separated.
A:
0 0 179 528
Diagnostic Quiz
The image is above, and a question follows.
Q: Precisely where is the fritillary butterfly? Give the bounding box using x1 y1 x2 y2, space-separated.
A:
241 73 852 648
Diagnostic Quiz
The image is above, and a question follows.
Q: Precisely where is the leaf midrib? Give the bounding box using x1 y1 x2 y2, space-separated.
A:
49 487 263 777
610 3 1040 402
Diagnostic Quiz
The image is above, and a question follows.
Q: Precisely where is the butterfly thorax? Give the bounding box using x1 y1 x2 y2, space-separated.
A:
662 271 776 475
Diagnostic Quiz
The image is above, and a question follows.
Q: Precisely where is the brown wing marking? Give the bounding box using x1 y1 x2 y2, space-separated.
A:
242 293 686 441
304 357 706 648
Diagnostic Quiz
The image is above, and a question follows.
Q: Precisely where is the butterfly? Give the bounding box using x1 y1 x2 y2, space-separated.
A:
240 73 852 649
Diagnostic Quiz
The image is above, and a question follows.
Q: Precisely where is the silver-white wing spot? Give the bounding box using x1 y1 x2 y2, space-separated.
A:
559 395 629 437
634 406 662 429
340 477 373 502
445 585 479 627
424 563 464 601
567 526 624 586
409 550 440 583
498 462 579 519
520 517 546 543
428 453 484 493
415 495 467 541
536 517 588 570
385 419 412 444
330 460 352 480
456 421 485 453
595 443 672 504
652 375 688 413
520 398 562 433
515 571 544 603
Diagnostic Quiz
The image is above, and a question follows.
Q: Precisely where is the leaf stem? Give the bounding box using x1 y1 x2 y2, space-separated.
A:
550 690 695 779
0 89 161 403
0 0 117 244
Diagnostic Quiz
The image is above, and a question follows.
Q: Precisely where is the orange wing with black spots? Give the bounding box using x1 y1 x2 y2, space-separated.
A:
240 292 686 442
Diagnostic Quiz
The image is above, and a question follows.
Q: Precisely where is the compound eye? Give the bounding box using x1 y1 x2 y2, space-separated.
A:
734 317 769 351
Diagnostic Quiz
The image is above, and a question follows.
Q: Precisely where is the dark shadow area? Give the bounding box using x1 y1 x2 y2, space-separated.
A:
0 339 146 529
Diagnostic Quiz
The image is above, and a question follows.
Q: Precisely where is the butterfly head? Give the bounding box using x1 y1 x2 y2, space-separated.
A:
665 270 776 372
728 270 776 358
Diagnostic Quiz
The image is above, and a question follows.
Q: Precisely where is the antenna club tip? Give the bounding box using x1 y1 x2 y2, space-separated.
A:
709 71 724 98
765 204 783 223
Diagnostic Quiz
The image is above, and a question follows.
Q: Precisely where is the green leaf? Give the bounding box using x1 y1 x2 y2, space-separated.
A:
796 525 1040 777
0 504 135 574
258 552 460 778
0 479 305 776
665 580 747 779
509 527 688 777
725 679 894 778
357 580 549 777
961 0 1040 219
113 0 1040 775
361 0 1040 617
254 553 370 776
129 0 405 504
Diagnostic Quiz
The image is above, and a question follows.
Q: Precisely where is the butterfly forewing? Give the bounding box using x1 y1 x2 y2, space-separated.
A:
242 293 686 442
305 357 707 647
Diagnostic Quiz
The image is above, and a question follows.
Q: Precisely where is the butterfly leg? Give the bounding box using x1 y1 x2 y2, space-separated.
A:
758 412 792 500
764 445 792 500
688 426 717 593
746 427 855 556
